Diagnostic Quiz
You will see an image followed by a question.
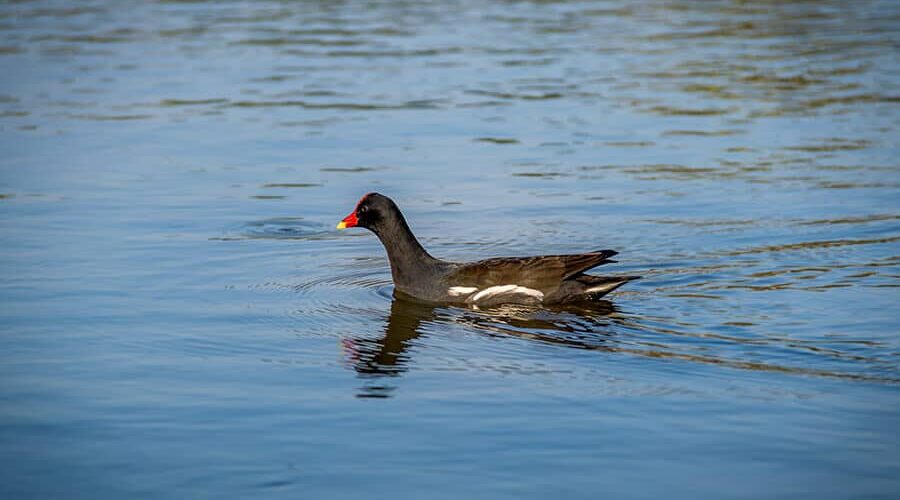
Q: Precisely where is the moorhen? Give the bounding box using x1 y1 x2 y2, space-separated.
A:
336 193 639 306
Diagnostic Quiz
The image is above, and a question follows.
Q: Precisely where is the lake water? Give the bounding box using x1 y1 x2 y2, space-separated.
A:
1 1 899 498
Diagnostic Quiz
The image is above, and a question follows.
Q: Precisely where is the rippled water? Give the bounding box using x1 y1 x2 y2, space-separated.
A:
2 1 899 498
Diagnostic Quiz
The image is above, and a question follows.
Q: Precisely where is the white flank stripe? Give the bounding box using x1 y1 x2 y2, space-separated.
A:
448 286 478 297
468 284 544 304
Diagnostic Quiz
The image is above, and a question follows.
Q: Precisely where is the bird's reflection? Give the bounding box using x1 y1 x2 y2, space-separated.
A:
342 295 436 377
343 293 619 397
341 293 900 396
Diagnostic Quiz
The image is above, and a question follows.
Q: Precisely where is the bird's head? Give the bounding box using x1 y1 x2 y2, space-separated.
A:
336 192 398 233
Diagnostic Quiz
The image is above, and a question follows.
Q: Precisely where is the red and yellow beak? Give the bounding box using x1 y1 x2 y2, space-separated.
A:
336 211 358 230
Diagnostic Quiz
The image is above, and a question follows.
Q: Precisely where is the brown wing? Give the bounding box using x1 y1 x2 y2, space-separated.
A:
448 249 618 292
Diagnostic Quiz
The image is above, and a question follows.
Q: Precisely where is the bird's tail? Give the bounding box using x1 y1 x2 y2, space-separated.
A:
576 274 641 296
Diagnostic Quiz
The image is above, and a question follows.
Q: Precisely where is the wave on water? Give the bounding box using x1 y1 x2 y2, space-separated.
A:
213 217 338 241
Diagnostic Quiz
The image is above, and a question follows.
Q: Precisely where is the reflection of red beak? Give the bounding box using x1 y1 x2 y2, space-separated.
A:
336 212 358 230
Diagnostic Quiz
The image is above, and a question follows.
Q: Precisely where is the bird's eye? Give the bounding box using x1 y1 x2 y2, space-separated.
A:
359 205 368 214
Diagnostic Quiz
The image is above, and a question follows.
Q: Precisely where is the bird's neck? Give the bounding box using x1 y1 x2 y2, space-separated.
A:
373 215 439 289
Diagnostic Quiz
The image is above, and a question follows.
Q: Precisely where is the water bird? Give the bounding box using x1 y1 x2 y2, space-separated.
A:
336 193 639 306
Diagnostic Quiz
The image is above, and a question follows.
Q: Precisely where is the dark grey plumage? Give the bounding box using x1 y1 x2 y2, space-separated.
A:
337 193 639 306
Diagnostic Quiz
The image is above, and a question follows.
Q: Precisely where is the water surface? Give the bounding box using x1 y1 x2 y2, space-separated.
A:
1 1 899 498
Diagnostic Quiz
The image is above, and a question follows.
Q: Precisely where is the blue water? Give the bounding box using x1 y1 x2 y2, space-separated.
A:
1 1 899 498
